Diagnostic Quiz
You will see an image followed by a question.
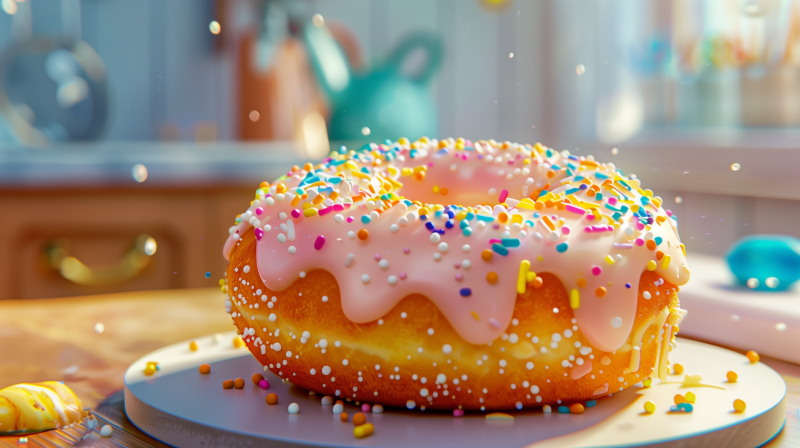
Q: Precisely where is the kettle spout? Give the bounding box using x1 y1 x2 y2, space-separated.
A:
303 24 351 105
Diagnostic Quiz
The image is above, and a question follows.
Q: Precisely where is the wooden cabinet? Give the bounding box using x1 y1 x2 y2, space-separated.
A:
0 185 254 300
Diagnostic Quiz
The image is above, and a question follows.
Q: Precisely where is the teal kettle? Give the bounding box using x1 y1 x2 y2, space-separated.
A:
303 24 442 142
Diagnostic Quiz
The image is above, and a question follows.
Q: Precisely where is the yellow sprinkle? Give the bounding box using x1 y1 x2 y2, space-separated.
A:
218 279 225 286
661 255 671 270
303 208 318 217
733 399 746 413
233 336 245 348
526 271 536 282
537 255 544 262
398 137 409 145
189 341 198 352
642 377 652 387
432 185 440 194
471 311 480 321
143 364 156 376
727 371 738 382
517 260 531 294
291 195 301 206
605 255 615 265
354 423 374 438
569 289 580 309
684 391 696 403
673 363 684 375
646 260 657 271
485 412 514 422
511 214 524 224
643 401 656 414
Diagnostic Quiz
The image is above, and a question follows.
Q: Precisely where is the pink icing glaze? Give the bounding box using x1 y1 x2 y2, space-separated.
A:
223 139 690 352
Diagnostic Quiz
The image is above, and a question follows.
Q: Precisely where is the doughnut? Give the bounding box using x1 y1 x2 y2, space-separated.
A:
0 382 85 433
222 137 690 411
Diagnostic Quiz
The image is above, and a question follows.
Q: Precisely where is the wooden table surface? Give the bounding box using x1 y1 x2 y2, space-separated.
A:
1 288 798 446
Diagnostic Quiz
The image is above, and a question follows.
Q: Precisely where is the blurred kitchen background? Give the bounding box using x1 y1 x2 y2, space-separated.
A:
2 0 800 300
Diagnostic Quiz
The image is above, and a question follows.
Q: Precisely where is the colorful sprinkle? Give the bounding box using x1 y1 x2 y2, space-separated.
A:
460 288 472 297
314 235 326 250
556 242 569 253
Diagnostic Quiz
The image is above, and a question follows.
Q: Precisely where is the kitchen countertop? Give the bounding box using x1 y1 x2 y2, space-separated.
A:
0 288 798 446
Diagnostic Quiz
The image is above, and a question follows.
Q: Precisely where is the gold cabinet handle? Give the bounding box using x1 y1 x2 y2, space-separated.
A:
45 234 157 286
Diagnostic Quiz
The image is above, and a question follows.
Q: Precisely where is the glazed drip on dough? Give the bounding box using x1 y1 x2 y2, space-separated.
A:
223 138 690 352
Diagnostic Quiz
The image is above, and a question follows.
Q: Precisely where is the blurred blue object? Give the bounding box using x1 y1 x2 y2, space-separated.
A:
303 23 442 142
726 235 800 291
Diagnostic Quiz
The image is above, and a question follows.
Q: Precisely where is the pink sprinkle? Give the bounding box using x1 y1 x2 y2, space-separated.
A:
403 247 410 254
561 226 571 235
361 404 371 412
314 235 326 250
333 204 345 211
488 318 502 329
291 209 301 219
489 239 502 245
507 160 514 166
347 216 355 223
499 189 509 203
318 206 333 216
584 226 593 233
666 210 673 217
586 214 595 220
608 197 618 206
258 379 270 389
374 254 381 261
565 204 586 215
399 272 407 280
635 238 645 246
255 207 264 216
455 273 463 281
607 225 614 231
465 139 473 147
454 263 461 269
453 409 464 417
428 163 434 167
591 266 602 276
254 228 264 240
635 222 645 230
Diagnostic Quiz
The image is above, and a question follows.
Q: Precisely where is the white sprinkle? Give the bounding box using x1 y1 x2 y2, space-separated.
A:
508 333 519 344
462 244 471 253
526 362 534 370
442 344 453 354
347 231 356 239
361 274 370 283
379 259 389 270
388 275 398 285
322 365 331 375
272 342 281 351
611 317 622 328
269 313 277 322
390 224 400 233
286 219 295 240
261 295 267 302
310 368 316 375
438 242 449 253
263 224 272 232
427 328 434 335
499 359 507 367
334 214 344 223
372 404 384 413
433 253 442 261
288 246 296 254
279 212 287 220
375 364 381 370
322 295 328 302
489 188 497 195
407 400 416 409
436 373 447 384
243 265 251 273
277 233 287 243
531 385 540 394
345 253 355 267
332 403 343 414
420 388 429 397
100 425 113 437
643 291 651 299
342 359 349 366
401 312 407 319
299 271 306 278
335 341 341 347
462 259 471 269
275 193 285 201
288 403 300 414
430 233 441 243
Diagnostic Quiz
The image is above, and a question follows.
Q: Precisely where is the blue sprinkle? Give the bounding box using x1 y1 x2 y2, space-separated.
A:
492 244 509 256
476 214 495 222
420 215 428 221
594 172 611 179
409 149 418 158
361 215 371 224
579 183 589 190
436 229 444 235
586 400 597 408
445 220 454 229
501 238 520 248
425 222 435 230
434 210 443 218
466 212 475 220
546 149 553 157
338 145 347 153
654 236 663 245
360 167 370 174
462 227 473 237
328 177 342 184
205 272 211 278
595 193 603 201
447 210 455 219
556 242 569 253
459 220 469 229
385 139 392 144
557 406 570 414
459 288 472 297
625 283 631 288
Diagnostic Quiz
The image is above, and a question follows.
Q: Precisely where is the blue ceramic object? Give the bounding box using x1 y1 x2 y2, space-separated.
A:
303 24 442 142
725 235 800 291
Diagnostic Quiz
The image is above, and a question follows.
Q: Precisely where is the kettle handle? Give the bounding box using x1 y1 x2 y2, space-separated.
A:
387 32 443 85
